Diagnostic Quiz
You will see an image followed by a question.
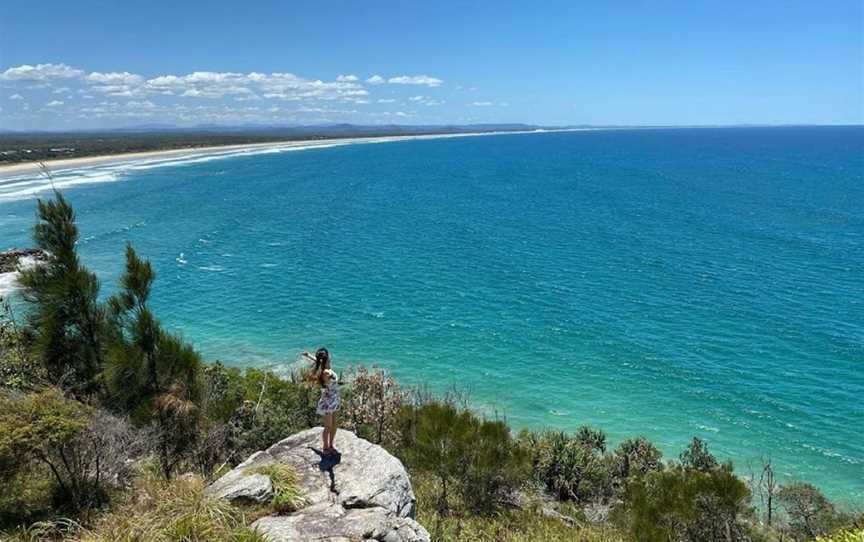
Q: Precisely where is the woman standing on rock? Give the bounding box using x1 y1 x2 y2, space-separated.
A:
302 347 340 455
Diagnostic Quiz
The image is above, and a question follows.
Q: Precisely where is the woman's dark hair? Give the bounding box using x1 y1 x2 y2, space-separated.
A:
313 347 330 387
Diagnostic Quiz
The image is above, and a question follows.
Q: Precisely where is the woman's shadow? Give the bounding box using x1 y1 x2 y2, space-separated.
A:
309 447 342 500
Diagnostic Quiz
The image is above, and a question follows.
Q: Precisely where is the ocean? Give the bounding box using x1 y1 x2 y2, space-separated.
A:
0 127 862 501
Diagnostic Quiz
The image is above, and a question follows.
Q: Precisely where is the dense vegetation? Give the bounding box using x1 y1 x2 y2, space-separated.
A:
0 191 861 541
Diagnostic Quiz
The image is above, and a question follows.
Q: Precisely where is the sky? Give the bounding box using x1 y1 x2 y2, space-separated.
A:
0 1 862 130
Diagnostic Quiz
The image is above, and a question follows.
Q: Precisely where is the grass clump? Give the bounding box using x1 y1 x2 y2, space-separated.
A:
75 474 265 542
248 465 304 514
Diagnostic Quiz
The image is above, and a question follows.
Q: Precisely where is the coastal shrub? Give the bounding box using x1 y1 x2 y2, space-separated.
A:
621 464 753 542
152 381 201 480
611 437 664 485
0 389 141 513
341 365 408 447
522 430 613 503
575 425 607 453
412 473 626 542
191 364 318 474
404 402 528 514
0 465 55 529
18 192 107 398
777 482 846 541
200 362 245 423
0 298 44 391
679 437 719 472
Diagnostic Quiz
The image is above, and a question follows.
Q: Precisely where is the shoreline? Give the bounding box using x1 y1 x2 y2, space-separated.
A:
0 128 584 177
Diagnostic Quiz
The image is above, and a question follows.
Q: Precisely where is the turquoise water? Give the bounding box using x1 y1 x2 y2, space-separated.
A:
1 127 862 501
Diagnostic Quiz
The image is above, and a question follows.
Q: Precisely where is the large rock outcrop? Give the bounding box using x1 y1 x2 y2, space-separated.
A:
206 427 430 542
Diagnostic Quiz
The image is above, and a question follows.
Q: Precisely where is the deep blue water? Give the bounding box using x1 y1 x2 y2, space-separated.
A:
1 127 862 500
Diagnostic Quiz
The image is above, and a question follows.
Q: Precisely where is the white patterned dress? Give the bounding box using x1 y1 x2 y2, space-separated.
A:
316 369 341 415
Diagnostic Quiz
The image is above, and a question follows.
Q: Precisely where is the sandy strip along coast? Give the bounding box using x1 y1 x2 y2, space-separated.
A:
0 129 584 177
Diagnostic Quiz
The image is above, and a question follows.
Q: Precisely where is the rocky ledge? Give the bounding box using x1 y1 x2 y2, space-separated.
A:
206 427 430 542
0 248 48 274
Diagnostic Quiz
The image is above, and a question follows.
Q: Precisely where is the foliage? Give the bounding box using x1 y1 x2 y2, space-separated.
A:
0 389 140 514
0 298 45 390
621 463 753 542
105 245 203 419
18 192 106 397
403 402 528 514
196 364 317 471
73 473 266 542
612 437 664 482
249 465 304 514
575 425 607 453
341 365 408 447
412 473 626 542
521 429 612 503
679 437 719 473
0 465 55 529
777 482 847 541
815 528 864 542
152 382 201 480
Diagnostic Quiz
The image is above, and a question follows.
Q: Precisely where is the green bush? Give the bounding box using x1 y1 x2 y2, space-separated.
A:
189 364 318 476
0 389 109 513
403 402 528 514
777 482 848 541
521 429 612 503
0 299 44 391
621 464 752 542
341 365 408 448
412 473 626 542
679 437 719 472
611 437 664 484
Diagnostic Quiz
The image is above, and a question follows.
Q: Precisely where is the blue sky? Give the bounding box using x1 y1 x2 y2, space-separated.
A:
1 1 861 130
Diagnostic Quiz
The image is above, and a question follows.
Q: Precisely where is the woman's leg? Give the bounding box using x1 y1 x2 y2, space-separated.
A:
328 413 337 450
321 417 329 451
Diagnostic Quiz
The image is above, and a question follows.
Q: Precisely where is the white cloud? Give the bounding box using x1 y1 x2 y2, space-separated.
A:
387 75 443 87
408 95 445 106
470 101 494 106
86 71 143 85
2 62 456 126
85 71 147 97
0 63 84 81
142 71 366 102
